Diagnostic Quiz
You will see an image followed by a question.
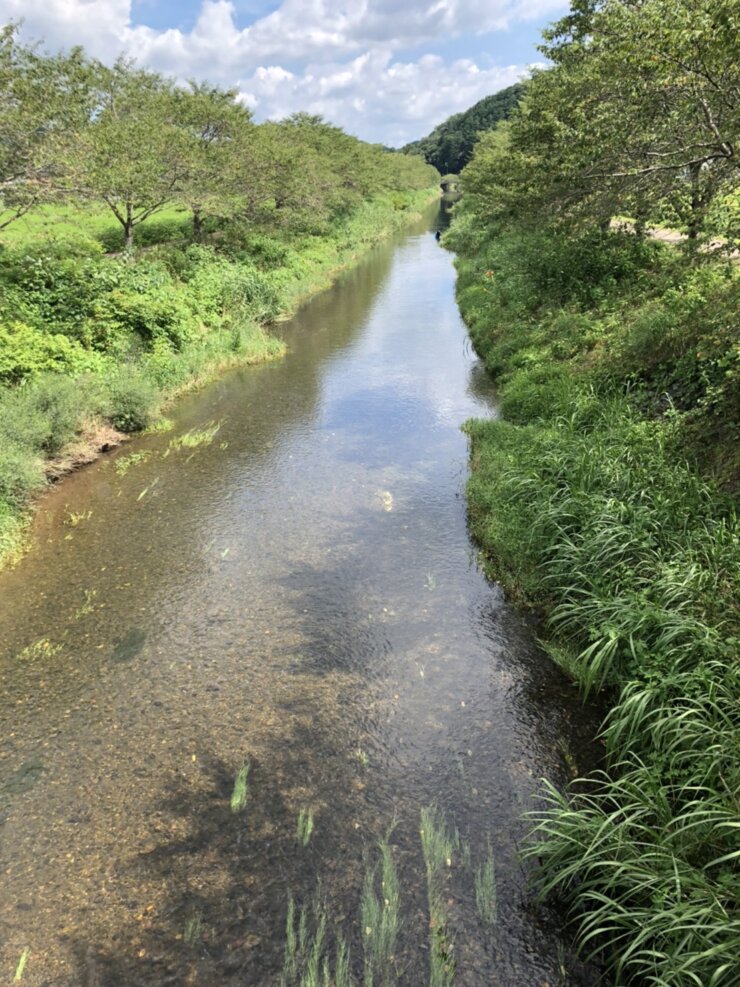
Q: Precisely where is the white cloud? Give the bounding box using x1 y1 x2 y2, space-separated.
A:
237 49 527 145
0 0 554 142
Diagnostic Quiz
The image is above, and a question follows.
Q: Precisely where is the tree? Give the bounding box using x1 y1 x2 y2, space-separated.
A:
173 82 254 240
0 25 93 233
464 0 740 242
70 59 187 251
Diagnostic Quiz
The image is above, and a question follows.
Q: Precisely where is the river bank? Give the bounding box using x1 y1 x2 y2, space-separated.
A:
0 188 438 568
445 212 740 984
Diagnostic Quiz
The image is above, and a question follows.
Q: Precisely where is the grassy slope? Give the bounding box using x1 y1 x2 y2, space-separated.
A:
0 188 438 567
446 218 740 985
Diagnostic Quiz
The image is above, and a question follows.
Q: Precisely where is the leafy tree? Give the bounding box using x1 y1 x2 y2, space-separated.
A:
468 0 740 240
0 25 93 232
70 59 187 250
173 82 254 240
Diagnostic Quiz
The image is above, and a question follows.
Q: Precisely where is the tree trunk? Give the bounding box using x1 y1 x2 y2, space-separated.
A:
687 164 702 242
124 202 135 254
193 207 203 242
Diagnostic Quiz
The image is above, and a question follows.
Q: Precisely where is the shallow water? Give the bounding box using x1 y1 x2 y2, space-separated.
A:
0 208 600 986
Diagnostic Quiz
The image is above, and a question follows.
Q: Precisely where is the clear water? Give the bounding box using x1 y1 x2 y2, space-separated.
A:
0 208 600 986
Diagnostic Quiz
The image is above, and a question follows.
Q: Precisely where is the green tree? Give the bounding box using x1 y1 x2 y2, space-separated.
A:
0 26 93 232
464 0 740 241
71 59 187 251
173 82 254 240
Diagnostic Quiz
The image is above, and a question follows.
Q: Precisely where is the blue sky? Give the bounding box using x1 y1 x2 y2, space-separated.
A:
1 1 569 145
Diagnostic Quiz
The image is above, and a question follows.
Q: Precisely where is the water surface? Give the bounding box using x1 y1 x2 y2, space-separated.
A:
0 209 599 986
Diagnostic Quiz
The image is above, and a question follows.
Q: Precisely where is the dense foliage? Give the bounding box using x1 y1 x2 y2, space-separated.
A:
0 29 438 562
447 1 739 983
402 83 525 175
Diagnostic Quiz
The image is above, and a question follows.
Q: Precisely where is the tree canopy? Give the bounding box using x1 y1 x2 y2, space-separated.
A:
461 0 740 243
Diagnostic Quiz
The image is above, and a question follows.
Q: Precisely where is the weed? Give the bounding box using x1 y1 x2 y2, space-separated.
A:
280 892 351 987
183 912 202 946
230 762 250 814
64 509 92 526
13 948 29 982
16 639 62 662
168 420 223 451
114 451 151 475
142 417 175 435
74 588 98 619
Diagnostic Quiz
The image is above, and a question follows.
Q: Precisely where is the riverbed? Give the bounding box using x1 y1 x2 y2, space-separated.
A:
0 207 599 986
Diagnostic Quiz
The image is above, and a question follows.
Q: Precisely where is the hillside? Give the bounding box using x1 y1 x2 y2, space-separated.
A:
402 82 525 174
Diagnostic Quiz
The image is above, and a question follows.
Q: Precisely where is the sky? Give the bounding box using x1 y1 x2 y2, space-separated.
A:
0 0 570 146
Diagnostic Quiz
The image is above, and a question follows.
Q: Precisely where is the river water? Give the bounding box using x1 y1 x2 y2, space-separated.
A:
0 207 599 986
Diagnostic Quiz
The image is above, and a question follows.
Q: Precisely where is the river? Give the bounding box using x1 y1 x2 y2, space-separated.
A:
0 206 600 986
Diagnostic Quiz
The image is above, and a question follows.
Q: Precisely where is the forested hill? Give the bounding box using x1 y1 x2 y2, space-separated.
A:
402 82 525 174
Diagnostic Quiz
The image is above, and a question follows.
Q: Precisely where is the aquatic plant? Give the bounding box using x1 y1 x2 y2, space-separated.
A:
296 809 314 846
361 840 400 987
420 806 456 987
280 893 351 987
474 842 497 926
114 450 152 475
230 762 250 813
168 420 223 451
15 638 62 662
183 912 202 946
64 508 92 525
13 948 29 982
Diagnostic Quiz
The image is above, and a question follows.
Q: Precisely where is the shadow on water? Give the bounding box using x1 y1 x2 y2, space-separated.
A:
0 206 603 986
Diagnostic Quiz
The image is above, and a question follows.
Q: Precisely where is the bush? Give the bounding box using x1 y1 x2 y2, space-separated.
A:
0 374 91 454
105 372 159 432
0 322 105 383
0 443 45 506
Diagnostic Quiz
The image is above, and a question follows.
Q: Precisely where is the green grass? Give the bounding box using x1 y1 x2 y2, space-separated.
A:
280 893 351 987
473 842 497 927
168 421 223 451
0 202 192 251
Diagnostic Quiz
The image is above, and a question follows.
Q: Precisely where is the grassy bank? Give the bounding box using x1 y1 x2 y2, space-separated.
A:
0 187 437 567
446 215 740 985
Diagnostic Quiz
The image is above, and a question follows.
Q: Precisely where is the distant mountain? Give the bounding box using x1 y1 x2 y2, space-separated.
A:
402 82 526 175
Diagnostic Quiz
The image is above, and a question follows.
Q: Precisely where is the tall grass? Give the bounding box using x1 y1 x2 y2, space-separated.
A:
452 217 740 984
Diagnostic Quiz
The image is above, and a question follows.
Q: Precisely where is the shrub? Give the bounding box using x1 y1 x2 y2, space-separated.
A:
104 371 159 432
0 322 105 383
0 374 91 454
0 444 45 507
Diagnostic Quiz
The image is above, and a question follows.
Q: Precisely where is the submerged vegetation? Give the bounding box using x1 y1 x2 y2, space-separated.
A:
448 1 739 983
0 27 438 566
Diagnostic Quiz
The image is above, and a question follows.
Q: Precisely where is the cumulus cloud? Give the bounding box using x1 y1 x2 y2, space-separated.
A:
236 49 527 145
0 0 557 142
